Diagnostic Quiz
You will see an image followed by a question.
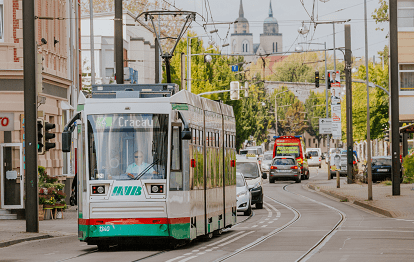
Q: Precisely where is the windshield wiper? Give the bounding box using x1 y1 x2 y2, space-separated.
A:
134 158 159 180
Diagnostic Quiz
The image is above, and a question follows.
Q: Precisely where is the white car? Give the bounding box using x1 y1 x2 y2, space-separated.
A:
261 151 274 173
306 148 321 168
236 172 252 216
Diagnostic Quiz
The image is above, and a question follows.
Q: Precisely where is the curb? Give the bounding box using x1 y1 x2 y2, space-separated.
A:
0 234 54 248
307 184 394 217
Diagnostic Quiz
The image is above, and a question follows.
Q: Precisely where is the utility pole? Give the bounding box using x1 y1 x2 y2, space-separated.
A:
187 35 191 92
155 39 160 83
181 53 185 90
325 41 330 180
23 0 38 232
89 0 95 85
345 24 353 184
115 0 123 84
389 0 400 195
275 98 278 136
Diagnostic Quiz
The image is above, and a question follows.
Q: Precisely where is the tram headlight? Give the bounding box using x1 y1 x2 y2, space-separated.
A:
150 185 164 194
92 185 105 194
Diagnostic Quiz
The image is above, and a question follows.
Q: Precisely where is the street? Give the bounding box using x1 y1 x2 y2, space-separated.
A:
1 167 413 262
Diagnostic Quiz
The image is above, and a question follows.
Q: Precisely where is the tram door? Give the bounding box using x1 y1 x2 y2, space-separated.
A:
1 143 24 209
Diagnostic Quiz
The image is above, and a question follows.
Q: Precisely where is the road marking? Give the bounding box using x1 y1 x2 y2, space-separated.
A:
216 231 255 247
259 221 265 223
166 256 186 262
206 231 247 247
265 218 270 220
252 225 258 228
261 225 268 228
184 253 192 255
268 221 274 224
191 250 199 252
179 256 198 262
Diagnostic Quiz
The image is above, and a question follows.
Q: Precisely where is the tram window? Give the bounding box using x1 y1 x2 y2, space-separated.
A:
224 134 227 148
171 126 181 171
200 130 203 146
192 128 196 144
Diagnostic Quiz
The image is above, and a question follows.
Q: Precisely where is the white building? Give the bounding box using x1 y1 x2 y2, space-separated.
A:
81 11 156 86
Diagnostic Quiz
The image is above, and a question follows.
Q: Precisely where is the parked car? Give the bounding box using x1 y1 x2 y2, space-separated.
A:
236 172 252 216
331 153 359 179
306 148 322 168
236 156 267 209
261 151 274 173
362 156 402 183
269 156 301 183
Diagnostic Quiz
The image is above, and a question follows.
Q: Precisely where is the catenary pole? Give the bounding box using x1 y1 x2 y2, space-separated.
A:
345 25 353 184
89 0 95 85
115 0 123 84
389 0 401 195
325 41 330 180
364 0 372 200
23 0 39 232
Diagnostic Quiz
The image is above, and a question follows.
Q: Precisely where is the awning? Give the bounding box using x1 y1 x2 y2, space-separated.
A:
61 101 74 110
400 123 414 133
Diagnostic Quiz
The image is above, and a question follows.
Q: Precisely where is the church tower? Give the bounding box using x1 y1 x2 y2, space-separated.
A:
258 0 283 55
230 0 253 54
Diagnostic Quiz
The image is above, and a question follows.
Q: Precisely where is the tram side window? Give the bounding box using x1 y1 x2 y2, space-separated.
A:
170 126 183 191
171 126 181 171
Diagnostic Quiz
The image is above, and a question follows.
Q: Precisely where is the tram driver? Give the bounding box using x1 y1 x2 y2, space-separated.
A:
126 150 158 179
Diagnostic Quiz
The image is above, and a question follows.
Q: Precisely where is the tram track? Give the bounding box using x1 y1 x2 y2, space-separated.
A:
213 183 346 262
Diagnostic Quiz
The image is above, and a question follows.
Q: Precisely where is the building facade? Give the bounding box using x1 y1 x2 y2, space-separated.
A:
81 11 156 86
0 0 80 216
398 0 414 121
231 0 283 55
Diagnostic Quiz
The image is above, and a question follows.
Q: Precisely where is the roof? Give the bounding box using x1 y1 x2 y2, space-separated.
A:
264 16 278 24
400 123 414 133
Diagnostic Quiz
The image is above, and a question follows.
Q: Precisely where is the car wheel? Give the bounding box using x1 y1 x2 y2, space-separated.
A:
295 177 301 183
256 202 263 209
244 204 252 216
319 165 321 169
270 179 275 183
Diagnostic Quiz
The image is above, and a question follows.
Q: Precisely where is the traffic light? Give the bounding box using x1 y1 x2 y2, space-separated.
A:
44 122 56 151
327 72 331 89
37 119 44 155
384 129 390 142
244 82 249 97
230 81 240 100
315 71 319 88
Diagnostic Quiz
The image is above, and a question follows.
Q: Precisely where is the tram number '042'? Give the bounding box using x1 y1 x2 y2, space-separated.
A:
99 226 111 232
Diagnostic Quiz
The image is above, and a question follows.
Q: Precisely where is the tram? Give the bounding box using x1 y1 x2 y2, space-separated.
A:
62 84 237 248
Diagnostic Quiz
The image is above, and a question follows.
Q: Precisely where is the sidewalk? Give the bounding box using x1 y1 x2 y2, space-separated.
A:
0 206 78 248
307 178 414 219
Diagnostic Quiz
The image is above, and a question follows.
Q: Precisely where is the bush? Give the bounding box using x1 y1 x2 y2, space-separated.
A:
402 153 414 183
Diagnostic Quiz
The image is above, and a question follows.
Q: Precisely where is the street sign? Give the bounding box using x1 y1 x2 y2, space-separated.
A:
319 118 332 134
231 65 238 72
332 122 342 140
0 113 14 131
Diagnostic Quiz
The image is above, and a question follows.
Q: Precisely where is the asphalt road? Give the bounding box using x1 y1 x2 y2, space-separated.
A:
1 167 414 262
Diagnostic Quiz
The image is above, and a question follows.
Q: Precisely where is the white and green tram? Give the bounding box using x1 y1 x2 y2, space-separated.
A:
63 84 237 248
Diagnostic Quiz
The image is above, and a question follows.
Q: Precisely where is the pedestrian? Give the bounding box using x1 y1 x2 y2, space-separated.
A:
71 173 77 206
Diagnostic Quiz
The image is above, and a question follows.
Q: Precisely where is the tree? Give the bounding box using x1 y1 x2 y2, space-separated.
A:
372 0 389 31
304 90 328 142
341 62 389 143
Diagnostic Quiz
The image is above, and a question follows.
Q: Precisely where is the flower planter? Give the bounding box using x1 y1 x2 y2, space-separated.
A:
38 205 44 221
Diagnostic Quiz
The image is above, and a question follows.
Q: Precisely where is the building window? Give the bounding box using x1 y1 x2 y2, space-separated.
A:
0 0 3 42
242 40 249 53
400 64 414 91
398 0 414 31
105 68 114 78
272 43 274 53
308 139 311 146
276 43 278 52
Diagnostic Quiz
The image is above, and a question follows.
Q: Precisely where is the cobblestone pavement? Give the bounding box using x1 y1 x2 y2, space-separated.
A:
308 177 414 220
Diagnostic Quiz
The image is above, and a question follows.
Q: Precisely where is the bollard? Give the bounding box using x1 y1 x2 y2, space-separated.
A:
336 170 340 188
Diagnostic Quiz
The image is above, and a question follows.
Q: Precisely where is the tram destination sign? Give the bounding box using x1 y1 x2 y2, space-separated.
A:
91 114 161 130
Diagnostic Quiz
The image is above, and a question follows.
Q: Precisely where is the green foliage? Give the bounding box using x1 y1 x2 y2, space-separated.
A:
372 0 389 31
167 34 272 149
341 63 389 142
402 154 414 184
304 90 328 138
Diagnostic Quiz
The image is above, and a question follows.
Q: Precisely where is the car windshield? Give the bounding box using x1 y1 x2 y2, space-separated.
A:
236 175 245 187
372 158 392 166
273 158 296 165
275 146 300 158
263 154 273 160
236 162 260 178
87 114 169 181
308 151 319 156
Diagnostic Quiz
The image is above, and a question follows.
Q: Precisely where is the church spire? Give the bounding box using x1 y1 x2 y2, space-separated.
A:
269 0 273 17
239 0 244 18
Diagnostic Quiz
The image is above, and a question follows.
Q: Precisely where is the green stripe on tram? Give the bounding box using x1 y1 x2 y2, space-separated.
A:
79 223 191 240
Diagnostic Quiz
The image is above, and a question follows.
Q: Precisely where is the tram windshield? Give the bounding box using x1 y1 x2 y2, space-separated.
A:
87 114 169 181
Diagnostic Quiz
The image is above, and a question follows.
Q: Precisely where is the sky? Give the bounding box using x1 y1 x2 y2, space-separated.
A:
171 0 388 62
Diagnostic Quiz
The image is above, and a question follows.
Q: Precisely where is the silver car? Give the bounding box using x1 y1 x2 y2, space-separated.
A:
269 156 301 183
236 172 252 216
261 151 273 173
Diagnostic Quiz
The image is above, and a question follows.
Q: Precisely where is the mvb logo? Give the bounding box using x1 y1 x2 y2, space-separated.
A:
112 186 142 196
